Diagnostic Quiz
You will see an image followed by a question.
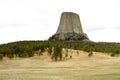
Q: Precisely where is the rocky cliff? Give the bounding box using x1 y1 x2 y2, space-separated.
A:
49 12 89 41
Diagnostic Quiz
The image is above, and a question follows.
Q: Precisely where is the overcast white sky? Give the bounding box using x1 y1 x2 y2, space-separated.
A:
0 0 120 44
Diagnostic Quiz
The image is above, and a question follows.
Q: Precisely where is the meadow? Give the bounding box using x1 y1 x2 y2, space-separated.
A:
0 51 120 80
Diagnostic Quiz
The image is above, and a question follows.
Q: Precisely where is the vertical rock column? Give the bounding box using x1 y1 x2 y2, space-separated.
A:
49 12 89 41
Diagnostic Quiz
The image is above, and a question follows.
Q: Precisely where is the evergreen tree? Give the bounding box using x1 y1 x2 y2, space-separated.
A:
52 45 62 61
48 47 52 55
0 54 3 60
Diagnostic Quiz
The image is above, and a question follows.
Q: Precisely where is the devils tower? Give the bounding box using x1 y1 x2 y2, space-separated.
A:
49 12 89 41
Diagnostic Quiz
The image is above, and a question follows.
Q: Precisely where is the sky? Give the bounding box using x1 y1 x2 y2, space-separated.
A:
0 0 120 44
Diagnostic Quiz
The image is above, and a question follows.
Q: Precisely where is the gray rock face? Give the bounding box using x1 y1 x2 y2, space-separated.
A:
56 12 83 34
49 12 89 41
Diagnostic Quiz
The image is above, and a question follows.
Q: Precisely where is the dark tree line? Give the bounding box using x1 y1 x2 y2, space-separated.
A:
0 40 120 60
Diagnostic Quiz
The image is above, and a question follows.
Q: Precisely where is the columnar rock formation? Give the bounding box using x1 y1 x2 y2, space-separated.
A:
49 12 89 41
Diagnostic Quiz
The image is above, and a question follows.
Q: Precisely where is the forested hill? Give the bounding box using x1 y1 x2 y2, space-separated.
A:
0 40 120 60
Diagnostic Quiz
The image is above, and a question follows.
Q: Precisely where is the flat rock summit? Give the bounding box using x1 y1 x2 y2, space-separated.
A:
49 12 89 41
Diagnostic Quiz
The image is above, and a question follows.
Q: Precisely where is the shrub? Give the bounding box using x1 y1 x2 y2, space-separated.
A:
88 51 93 57
111 50 119 57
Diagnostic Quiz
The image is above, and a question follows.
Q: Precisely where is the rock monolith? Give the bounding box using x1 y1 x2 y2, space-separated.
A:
49 12 89 41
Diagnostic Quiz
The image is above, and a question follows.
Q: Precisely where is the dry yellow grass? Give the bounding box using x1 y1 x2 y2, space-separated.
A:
0 50 120 80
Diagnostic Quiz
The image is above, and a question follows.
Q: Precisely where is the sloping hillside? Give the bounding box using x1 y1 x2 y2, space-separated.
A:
0 50 120 80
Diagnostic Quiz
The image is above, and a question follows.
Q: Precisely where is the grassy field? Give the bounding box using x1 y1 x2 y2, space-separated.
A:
0 51 120 80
